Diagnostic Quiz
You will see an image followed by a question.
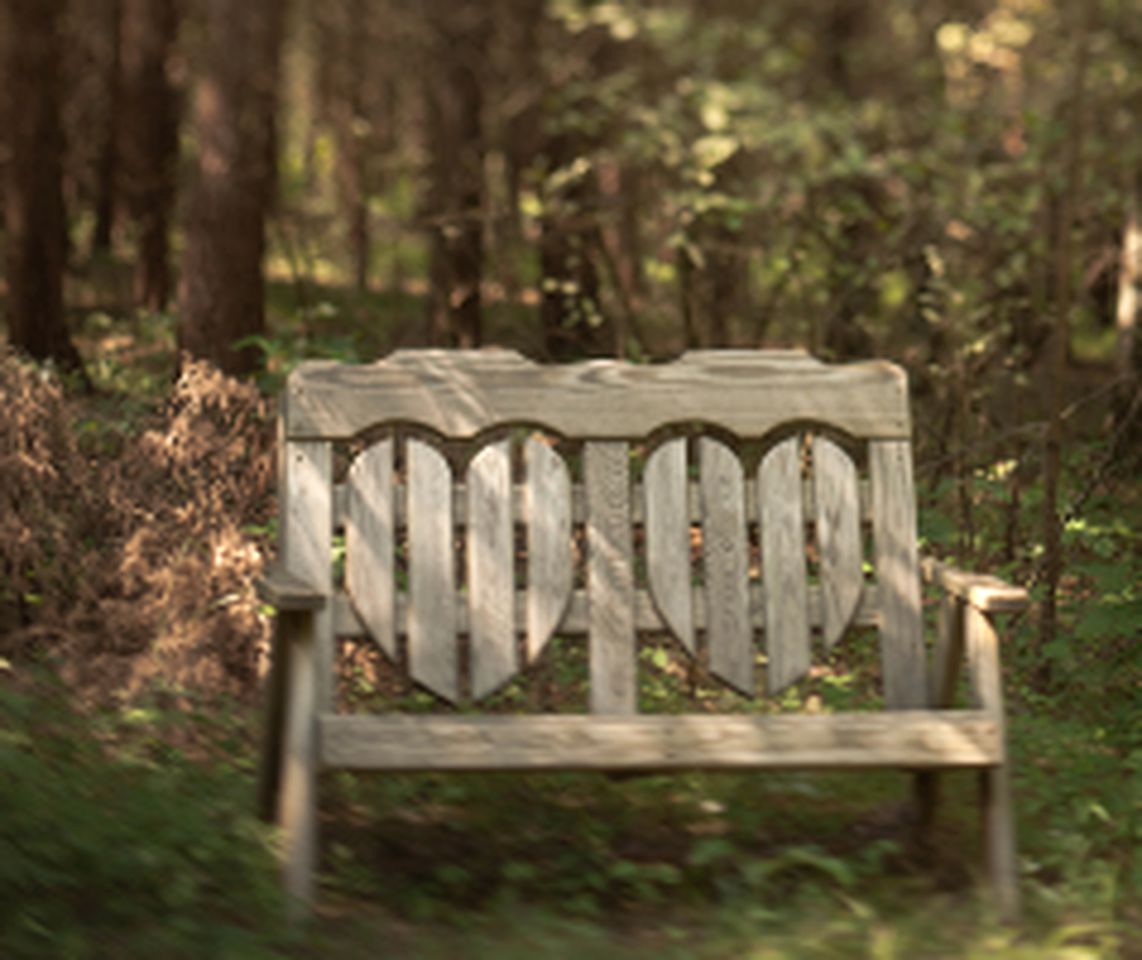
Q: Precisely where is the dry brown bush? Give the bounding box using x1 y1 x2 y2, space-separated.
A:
0 352 275 704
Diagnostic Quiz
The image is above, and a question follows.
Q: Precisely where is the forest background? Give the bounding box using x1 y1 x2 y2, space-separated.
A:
0 0 1139 957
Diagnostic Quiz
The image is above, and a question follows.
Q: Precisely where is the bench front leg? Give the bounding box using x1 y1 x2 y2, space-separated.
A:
255 571 324 916
965 603 1020 921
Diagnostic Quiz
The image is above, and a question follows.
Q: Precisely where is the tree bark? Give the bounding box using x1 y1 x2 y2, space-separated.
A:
121 0 180 311
178 0 285 376
91 0 123 255
423 1 487 348
1039 0 1090 670
2 0 87 379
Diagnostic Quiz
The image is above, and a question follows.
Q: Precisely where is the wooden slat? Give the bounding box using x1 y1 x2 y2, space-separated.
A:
346 440 395 658
320 711 1003 772
585 441 636 714
700 438 754 695
524 438 572 662
759 437 811 694
870 439 927 709
921 557 1030 613
407 439 458 702
467 441 516 699
285 349 912 441
283 440 334 710
333 476 871 529
644 438 694 653
257 568 326 611
813 437 863 647
332 583 882 638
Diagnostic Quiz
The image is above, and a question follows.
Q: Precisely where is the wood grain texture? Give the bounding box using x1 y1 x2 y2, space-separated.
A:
346 440 395 658
467 441 516 699
319 711 1002 772
931 593 965 709
278 609 318 907
813 437 863 647
869 439 927 709
285 349 912 441
759 437 811 694
524 438 572 661
965 605 1020 920
700 438 754 695
921 557 1030 613
283 441 334 711
407 439 458 702
585 441 636 714
331 583 882 639
644 438 694 653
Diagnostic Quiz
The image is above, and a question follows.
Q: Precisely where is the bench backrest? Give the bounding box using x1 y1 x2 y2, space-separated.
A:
276 349 926 715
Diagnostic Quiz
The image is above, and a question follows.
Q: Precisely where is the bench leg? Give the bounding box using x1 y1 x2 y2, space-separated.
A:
981 761 1020 921
912 770 939 857
257 626 290 823
277 610 319 915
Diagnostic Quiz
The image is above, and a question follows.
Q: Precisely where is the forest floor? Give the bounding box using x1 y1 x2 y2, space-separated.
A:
1 287 1138 959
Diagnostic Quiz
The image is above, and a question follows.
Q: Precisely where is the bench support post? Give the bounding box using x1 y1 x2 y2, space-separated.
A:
965 604 1019 921
277 609 319 914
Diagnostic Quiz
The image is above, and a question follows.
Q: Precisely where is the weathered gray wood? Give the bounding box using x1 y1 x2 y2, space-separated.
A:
813 437 863 648
921 557 1030 613
320 710 1003 772
407 439 458 702
285 349 912 441
644 438 694 653
585 441 636 714
346 440 395 658
256 568 327 611
965 605 1020 920
283 440 334 711
524 438 572 662
467 440 516 699
932 593 965 709
333 476 871 529
870 439 927 709
331 583 882 639
278 609 318 910
759 437 811 694
700 438 754 695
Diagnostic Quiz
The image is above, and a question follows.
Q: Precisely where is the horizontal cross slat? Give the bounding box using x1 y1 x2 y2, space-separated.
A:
319 711 1003 772
286 349 911 441
333 584 881 639
332 477 873 529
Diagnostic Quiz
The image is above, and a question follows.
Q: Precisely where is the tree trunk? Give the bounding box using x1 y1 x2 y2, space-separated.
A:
121 0 180 311
2 0 87 379
1039 0 1090 673
178 0 285 376
423 2 486 348
91 0 122 255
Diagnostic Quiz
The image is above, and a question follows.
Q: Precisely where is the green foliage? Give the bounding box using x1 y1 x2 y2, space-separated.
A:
0 676 288 960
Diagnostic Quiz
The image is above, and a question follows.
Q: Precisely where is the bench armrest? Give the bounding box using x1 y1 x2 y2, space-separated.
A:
921 557 1029 614
256 568 327 611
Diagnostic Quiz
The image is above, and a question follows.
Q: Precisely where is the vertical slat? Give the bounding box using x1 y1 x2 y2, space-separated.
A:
284 440 333 710
869 439 927 709
699 438 754 696
966 605 1020 920
407 439 458 702
524 438 572 662
813 436 863 648
468 440 515 699
585 441 636 714
758 437 811 694
346 440 395 659
644 438 694 653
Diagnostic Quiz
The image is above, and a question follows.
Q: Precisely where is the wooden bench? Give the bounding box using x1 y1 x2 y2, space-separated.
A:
257 348 1028 918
